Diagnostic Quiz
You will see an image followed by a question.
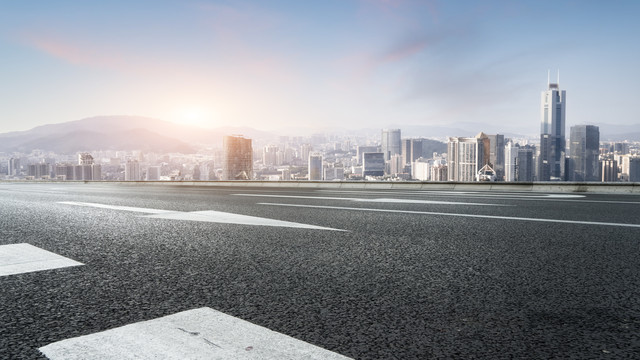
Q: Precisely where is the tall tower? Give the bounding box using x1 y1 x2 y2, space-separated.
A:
381 129 401 161
308 153 323 180
539 72 566 181
223 135 253 180
568 125 600 181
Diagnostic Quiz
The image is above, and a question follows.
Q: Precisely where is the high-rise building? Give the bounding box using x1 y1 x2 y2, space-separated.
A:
27 164 50 179
381 129 401 161
504 141 518 182
263 145 280 166
431 163 448 182
401 139 423 167
389 154 404 176
8 158 20 176
308 153 323 180
362 152 385 177
447 136 485 182
568 125 600 181
299 144 313 164
620 155 640 182
357 146 379 165
223 135 253 180
626 156 640 182
486 134 505 180
539 74 566 181
124 160 141 181
601 159 618 182
516 146 535 182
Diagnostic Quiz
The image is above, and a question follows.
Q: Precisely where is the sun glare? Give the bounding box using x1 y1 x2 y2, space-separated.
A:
172 107 215 128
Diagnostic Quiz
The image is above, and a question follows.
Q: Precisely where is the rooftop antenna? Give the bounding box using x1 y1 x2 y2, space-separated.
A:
547 69 550 87
557 69 560 87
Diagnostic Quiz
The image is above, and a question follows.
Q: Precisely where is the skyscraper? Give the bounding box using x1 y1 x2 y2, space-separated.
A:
447 136 485 182
124 160 141 181
516 146 535 182
223 135 253 180
8 158 20 176
539 73 566 181
486 134 505 180
504 141 518 182
401 139 423 167
381 129 401 161
308 153 323 180
568 125 600 181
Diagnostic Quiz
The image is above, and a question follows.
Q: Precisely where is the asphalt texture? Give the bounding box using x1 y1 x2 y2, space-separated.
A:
1 182 640 359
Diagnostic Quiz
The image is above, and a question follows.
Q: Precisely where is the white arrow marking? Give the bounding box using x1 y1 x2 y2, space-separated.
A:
0 243 83 277
58 202 343 231
40 307 353 360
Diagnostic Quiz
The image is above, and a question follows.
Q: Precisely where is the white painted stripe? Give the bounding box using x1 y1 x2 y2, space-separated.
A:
233 194 503 206
39 307 352 360
258 203 640 229
142 210 345 231
0 243 83 277
59 201 174 214
316 190 640 204
59 202 344 231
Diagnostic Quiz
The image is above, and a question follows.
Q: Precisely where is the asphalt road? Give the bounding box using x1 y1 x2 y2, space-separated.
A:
1 183 640 359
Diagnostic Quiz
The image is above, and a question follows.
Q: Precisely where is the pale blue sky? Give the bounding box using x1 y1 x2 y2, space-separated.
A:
1 0 638 135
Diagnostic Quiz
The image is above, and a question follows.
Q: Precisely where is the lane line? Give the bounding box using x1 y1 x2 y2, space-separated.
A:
40 307 352 360
258 203 640 229
233 194 506 206
314 190 640 205
58 202 344 231
0 243 83 277
316 189 587 198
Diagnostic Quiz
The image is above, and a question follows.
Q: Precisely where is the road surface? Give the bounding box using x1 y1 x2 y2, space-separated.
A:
1 183 640 359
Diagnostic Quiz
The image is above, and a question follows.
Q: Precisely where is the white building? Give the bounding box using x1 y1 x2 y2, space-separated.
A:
412 159 431 181
504 141 519 182
447 136 485 182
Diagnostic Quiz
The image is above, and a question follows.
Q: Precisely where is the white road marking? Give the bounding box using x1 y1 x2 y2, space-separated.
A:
58 202 343 231
258 203 640 229
143 210 344 231
59 201 174 214
233 194 505 206
0 243 83 277
39 307 352 360
315 190 640 204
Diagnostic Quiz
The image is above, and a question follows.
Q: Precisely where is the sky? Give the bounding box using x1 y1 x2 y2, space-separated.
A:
1 0 639 136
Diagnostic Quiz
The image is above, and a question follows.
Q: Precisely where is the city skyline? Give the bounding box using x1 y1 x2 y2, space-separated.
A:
1 1 639 135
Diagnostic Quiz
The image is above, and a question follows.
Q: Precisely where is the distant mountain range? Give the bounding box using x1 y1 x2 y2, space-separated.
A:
0 116 637 154
0 116 276 154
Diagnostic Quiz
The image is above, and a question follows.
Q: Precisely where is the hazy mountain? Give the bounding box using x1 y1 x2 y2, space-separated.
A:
0 116 277 153
3 129 194 154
